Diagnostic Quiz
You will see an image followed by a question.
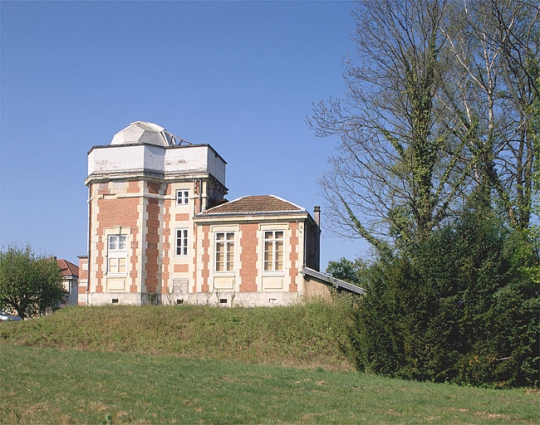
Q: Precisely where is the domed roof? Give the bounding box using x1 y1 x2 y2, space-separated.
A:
110 121 178 147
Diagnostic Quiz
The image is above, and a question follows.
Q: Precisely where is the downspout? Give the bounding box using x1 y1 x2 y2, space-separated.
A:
314 206 321 271
86 184 92 306
199 179 203 213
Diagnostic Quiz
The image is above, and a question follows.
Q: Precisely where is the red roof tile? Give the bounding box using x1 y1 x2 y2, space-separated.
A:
56 259 79 277
201 195 304 215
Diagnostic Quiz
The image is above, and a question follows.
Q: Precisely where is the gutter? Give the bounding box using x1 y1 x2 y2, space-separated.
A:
302 267 366 295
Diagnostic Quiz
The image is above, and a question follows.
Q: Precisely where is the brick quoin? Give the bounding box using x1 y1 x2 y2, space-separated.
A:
129 229 138 292
162 197 172 293
77 257 88 305
201 225 210 292
239 223 258 292
289 222 298 292
145 196 160 293
192 225 198 291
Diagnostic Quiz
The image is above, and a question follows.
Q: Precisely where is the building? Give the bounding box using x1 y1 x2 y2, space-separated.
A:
56 258 79 306
78 121 360 307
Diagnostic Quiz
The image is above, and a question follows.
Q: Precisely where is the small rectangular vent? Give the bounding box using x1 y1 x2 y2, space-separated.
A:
176 299 184 305
112 298 119 304
220 298 228 304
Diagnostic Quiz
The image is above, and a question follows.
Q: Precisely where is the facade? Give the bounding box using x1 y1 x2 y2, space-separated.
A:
79 121 339 307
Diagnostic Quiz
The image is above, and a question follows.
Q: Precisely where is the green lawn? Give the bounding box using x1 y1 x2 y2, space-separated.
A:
1 345 538 424
1 305 538 424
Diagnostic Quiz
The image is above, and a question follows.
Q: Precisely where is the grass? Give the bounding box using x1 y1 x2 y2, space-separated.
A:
1 345 538 424
0 303 356 371
1 304 538 424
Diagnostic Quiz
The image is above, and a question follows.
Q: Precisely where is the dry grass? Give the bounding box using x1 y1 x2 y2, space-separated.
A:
0 302 357 371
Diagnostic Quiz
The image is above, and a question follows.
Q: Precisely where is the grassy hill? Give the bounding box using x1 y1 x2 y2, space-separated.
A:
0 302 356 371
1 303 538 424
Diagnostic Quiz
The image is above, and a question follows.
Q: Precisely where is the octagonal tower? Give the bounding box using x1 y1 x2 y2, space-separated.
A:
80 122 228 305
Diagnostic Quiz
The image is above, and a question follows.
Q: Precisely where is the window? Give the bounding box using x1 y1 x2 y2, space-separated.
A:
264 231 284 272
108 257 127 274
215 232 235 272
108 235 127 251
176 189 189 206
108 234 127 275
176 229 188 256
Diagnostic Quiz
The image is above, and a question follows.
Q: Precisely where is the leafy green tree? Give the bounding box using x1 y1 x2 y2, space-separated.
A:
326 257 365 286
353 200 539 387
0 245 65 319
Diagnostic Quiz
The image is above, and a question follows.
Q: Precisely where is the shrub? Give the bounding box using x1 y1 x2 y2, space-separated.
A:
352 208 539 387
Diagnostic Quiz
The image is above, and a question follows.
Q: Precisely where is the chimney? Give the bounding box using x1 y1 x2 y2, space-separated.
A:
314 206 321 227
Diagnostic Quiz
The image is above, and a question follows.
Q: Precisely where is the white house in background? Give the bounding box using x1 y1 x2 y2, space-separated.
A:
77 121 363 307
56 258 79 306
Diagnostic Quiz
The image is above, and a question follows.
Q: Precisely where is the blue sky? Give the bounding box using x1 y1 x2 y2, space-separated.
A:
1 0 369 268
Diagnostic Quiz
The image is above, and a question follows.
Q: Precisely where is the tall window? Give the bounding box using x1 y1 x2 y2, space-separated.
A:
215 232 235 272
176 229 188 256
264 231 284 271
176 189 189 206
108 235 127 274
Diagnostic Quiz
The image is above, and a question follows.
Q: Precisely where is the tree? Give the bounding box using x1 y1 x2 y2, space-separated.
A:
326 257 365 286
310 0 539 250
440 0 539 231
313 0 540 387
353 201 539 387
0 245 65 319
310 0 472 252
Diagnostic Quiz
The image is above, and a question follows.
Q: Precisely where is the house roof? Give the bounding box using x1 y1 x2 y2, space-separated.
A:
56 259 79 278
200 195 305 215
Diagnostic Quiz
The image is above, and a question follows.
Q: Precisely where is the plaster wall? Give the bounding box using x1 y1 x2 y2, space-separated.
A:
89 145 146 174
89 145 226 188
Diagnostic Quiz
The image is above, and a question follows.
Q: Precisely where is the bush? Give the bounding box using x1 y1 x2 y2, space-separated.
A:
352 208 539 387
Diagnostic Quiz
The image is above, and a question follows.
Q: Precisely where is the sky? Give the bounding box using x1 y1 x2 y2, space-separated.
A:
1 0 370 269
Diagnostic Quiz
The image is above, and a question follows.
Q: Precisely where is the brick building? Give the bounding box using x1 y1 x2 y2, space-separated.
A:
78 121 354 307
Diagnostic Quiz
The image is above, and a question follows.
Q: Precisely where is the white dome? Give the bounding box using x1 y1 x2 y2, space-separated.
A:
110 121 177 147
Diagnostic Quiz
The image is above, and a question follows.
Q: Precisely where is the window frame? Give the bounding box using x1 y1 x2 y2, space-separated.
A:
175 228 189 257
107 234 128 275
214 231 236 273
176 189 190 206
263 230 285 273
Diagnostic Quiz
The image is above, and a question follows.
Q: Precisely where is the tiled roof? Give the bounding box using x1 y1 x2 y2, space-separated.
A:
201 195 304 215
57 259 79 277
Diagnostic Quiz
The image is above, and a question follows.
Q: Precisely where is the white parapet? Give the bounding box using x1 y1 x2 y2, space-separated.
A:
88 144 226 186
